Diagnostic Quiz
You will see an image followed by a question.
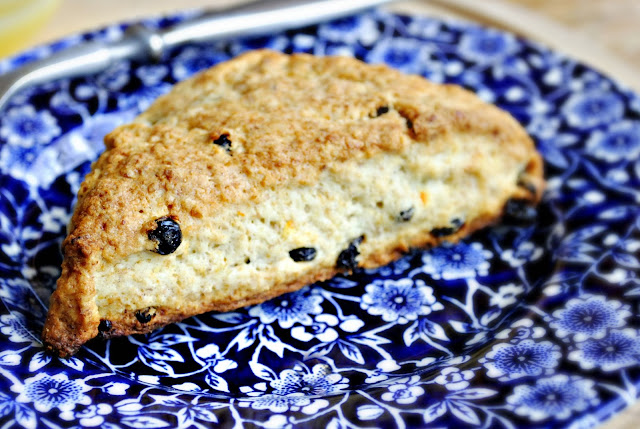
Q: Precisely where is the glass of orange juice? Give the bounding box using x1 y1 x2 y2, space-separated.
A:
0 0 60 58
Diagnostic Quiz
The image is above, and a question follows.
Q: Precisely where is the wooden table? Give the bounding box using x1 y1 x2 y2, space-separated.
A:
6 1 640 427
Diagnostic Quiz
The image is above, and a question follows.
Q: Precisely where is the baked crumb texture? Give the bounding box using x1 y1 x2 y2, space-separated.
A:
42 50 544 357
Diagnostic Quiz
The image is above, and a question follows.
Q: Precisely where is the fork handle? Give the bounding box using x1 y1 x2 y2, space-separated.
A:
0 0 393 111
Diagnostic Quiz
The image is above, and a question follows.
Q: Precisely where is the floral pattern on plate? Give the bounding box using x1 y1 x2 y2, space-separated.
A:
0 9 639 429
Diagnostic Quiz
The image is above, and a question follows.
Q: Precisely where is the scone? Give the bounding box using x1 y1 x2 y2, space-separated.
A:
42 49 544 357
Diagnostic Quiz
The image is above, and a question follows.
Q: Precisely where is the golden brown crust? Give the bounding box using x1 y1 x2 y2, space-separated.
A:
42 50 544 357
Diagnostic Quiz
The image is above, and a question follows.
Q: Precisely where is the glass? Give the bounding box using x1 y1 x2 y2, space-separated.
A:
0 0 60 57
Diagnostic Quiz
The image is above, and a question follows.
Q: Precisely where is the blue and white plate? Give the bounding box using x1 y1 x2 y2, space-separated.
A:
1 9 640 428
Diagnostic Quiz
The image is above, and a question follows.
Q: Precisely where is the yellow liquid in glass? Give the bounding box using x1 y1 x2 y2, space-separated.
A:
0 0 60 57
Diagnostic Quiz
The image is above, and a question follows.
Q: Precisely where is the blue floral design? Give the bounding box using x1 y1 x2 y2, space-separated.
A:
507 375 599 421
481 339 562 381
0 145 42 185
404 16 445 40
365 37 431 74
127 331 197 377
550 295 630 342
0 278 33 311
502 241 544 268
73 111 128 152
0 314 36 344
555 226 605 264
96 61 130 91
586 121 640 163
420 242 492 280
135 64 168 86
433 367 475 391
270 364 348 396
194 344 237 373
238 392 325 414
70 83 100 102
489 283 524 308
291 313 340 343
248 290 323 329
569 329 640 372
361 278 443 324
117 83 172 112
563 90 625 129
38 206 68 234
238 364 348 414
132 396 220 426
458 27 517 64
60 404 112 426
527 114 561 140
494 319 548 343
229 35 289 56
2 109 131 187
381 375 424 404
12 372 91 413
0 106 60 148
317 14 380 45
171 47 230 81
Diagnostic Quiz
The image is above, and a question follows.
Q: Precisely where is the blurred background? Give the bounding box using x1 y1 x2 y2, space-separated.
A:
1 0 638 91
1 0 639 78
516 0 639 69
0 0 60 57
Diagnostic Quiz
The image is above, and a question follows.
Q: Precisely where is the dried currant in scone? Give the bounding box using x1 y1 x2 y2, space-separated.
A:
135 308 156 324
98 320 112 332
213 134 232 153
336 236 364 271
289 247 317 262
397 207 415 222
517 169 538 197
517 178 537 196
431 218 464 237
503 198 537 224
148 216 182 255
97 320 112 339
376 106 390 116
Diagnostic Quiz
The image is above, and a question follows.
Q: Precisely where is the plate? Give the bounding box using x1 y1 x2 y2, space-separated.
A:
1 9 640 428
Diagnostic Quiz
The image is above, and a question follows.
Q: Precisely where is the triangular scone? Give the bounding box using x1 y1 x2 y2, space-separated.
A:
42 50 544 357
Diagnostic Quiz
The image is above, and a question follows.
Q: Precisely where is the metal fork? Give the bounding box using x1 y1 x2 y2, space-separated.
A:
0 0 393 112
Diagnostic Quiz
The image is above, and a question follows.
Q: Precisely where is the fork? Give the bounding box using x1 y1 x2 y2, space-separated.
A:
0 0 393 112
